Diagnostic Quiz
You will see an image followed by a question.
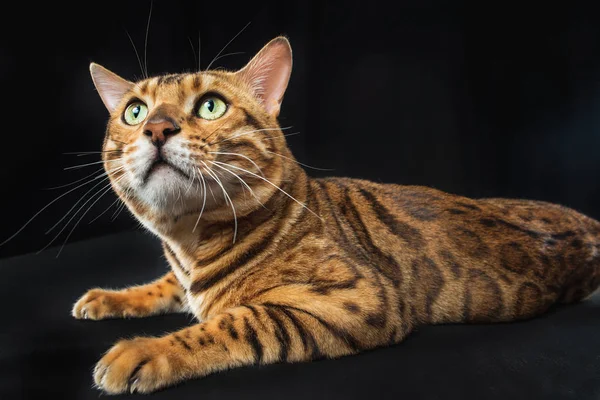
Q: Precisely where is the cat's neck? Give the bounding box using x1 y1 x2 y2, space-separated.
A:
144 160 309 260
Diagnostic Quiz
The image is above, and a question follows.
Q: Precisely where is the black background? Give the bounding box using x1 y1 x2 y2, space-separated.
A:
2 0 600 258
1 3 600 399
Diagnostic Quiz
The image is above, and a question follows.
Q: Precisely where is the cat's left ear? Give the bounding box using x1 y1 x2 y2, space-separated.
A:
235 36 292 117
89 63 134 113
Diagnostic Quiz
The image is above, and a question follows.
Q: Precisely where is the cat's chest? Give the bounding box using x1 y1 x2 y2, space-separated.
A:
166 244 214 316
172 262 192 289
166 244 194 288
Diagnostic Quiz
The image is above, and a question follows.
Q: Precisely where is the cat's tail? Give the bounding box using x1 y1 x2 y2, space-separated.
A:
558 220 600 304
559 264 600 304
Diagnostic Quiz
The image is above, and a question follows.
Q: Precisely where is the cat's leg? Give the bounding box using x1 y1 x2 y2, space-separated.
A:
72 272 186 320
94 300 409 394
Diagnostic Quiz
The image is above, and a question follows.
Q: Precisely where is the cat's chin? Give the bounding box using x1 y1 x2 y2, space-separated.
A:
127 163 243 220
144 162 191 185
133 172 225 218
136 166 198 209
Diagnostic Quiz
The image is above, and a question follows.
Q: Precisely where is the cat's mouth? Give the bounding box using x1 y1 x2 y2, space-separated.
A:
143 156 191 184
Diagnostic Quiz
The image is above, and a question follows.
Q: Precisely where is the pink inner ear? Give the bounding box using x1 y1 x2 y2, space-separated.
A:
90 64 133 112
237 39 293 116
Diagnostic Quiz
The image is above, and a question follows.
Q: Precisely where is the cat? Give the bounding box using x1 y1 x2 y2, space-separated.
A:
72 36 600 394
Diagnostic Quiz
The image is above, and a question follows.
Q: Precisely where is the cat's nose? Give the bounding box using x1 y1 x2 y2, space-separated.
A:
143 117 181 147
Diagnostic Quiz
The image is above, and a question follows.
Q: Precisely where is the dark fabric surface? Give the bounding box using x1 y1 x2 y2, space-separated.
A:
1 231 598 400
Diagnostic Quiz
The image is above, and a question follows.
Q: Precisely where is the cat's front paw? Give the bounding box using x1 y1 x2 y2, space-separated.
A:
72 288 149 320
94 337 181 394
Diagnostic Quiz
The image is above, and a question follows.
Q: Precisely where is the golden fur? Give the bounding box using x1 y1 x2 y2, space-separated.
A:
73 37 600 394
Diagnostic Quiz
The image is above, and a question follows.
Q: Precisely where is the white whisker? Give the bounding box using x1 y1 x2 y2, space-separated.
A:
88 195 121 224
211 126 292 146
205 21 251 71
39 176 122 255
265 150 334 171
126 29 145 79
111 194 130 221
187 37 198 71
185 167 196 194
208 51 245 66
0 169 113 246
212 166 245 199
44 167 105 190
192 166 208 232
209 160 266 209
201 161 237 243
63 158 122 171
46 178 108 234
202 164 229 206
46 166 124 233
208 151 264 177
54 174 127 257
198 31 202 71
205 170 216 202
259 131 302 141
63 150 122 156
212 160 322 221
143 1 153 78
173 188 182 213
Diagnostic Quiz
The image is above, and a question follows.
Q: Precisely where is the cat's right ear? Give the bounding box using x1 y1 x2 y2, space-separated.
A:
89 63 134 112
235 37 293 117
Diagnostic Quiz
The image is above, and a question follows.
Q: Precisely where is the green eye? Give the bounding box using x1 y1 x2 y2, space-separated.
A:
123 102 148 125
197 96 227 120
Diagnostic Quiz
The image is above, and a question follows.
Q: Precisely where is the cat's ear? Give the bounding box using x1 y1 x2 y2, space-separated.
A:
235 37 292 117
89 63 134 112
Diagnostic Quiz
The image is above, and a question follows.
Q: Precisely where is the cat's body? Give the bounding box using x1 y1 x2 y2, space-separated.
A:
71 37 600 394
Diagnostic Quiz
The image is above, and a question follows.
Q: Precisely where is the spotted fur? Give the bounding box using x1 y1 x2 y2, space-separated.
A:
73 37 600 394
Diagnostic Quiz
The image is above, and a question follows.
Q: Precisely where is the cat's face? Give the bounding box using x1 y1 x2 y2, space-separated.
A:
91 38 293 224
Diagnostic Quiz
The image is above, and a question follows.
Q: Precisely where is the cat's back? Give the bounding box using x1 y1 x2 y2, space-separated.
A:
314 176 600 242
312 176 600 308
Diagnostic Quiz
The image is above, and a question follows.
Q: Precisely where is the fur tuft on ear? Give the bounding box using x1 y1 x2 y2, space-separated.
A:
89 63 134 112
235 37 293 117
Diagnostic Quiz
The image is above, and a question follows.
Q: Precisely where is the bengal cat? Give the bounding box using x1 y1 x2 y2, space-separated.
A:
72 37 600 394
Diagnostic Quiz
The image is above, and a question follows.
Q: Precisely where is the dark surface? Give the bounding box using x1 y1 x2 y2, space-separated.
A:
0 231 598 400
4 0 600 258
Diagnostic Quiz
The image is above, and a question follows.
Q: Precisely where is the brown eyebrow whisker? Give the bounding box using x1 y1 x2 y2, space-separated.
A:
202 119 230 145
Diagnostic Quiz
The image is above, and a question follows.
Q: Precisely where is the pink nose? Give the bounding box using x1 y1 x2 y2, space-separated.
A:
143 117 180 146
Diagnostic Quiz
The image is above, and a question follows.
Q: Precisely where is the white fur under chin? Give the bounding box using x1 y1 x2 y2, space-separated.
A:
120 135 208 215
112 134 248 231
138 167 200 211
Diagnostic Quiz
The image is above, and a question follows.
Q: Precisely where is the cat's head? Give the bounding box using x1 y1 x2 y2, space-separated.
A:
90 37 295 229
